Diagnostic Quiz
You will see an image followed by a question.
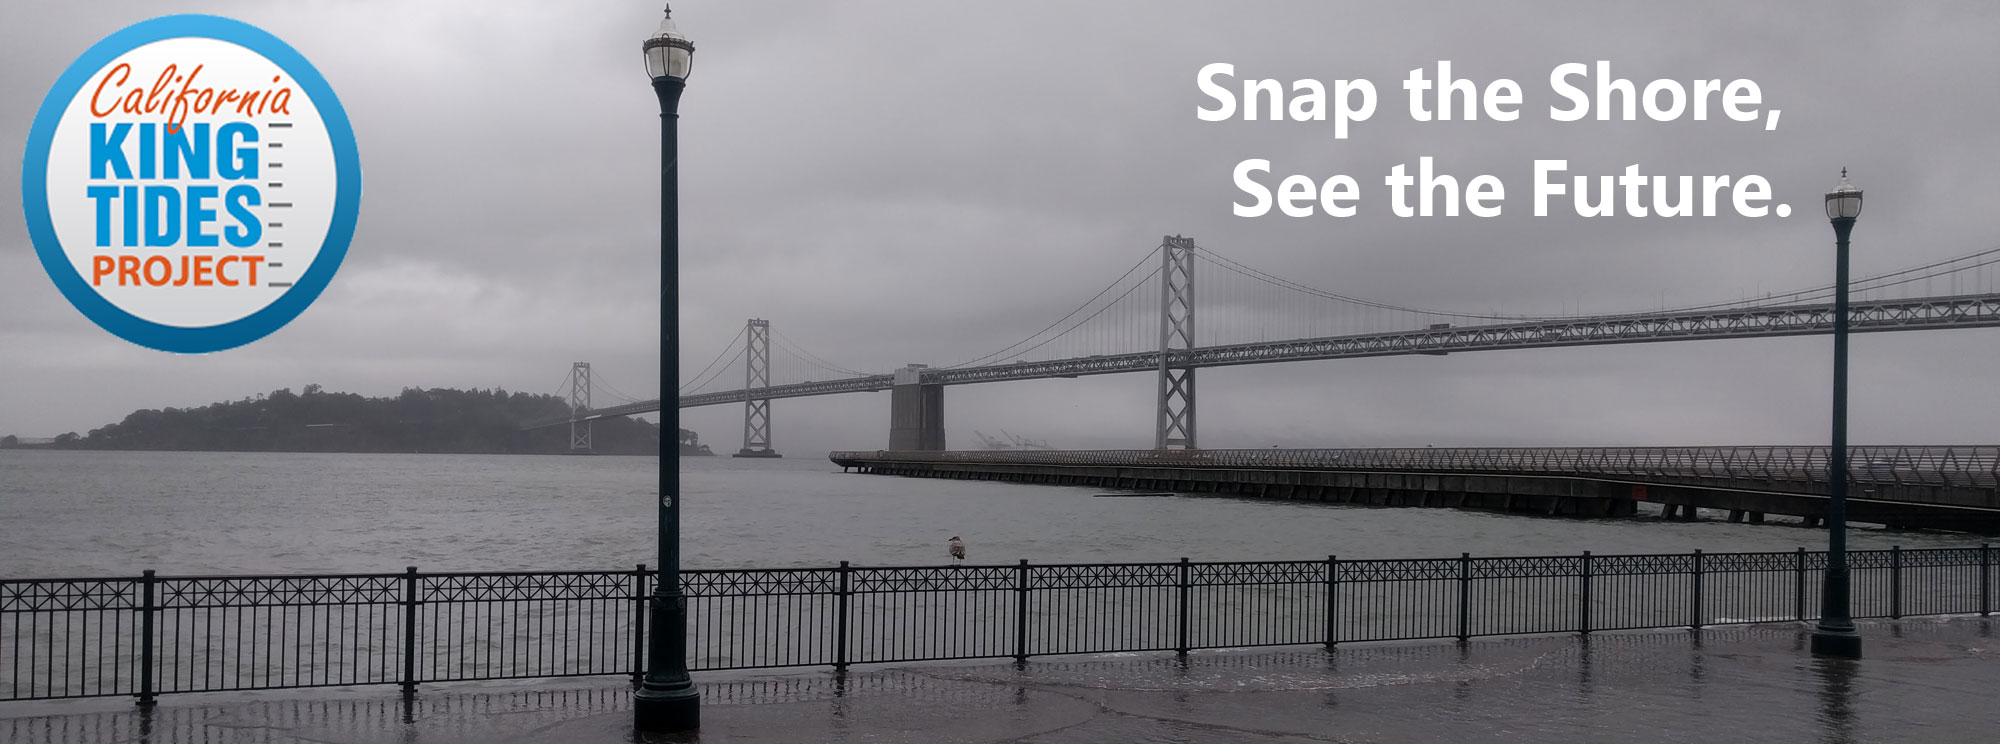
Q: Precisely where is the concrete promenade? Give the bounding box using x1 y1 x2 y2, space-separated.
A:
2 618 1992 743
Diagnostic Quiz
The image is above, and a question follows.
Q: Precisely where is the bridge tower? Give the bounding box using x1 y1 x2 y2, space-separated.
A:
568 361 592 453
734 319 781 458
1155 235 1197 450
889 364 946 451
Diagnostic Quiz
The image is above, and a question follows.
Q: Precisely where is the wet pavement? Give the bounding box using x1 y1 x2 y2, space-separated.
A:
3 618 1994 743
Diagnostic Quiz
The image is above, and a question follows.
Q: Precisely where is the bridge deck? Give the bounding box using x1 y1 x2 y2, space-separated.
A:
520 292 2000 430
679 292 2000 409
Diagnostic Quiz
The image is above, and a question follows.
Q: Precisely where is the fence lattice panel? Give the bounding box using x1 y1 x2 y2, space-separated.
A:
4 547 1993 703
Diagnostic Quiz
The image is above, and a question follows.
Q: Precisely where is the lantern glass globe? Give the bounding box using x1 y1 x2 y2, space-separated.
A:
644 7 694 82
1825 172 1862 220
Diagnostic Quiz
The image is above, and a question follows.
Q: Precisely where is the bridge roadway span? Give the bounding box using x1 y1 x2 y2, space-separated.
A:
829 446 2000 533
677 292 2000 408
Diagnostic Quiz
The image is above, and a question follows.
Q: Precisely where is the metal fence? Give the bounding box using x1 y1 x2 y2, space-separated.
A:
5 547 1993 704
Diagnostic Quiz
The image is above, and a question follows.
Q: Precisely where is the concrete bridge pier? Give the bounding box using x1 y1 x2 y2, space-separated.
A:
888 364 946 451
1725 509 1768 523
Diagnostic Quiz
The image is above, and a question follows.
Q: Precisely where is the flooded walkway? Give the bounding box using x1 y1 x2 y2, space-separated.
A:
4 618 1992 743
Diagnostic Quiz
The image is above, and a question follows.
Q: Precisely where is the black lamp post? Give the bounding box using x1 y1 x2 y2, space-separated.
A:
635 4 700 733
1811 169 1863 659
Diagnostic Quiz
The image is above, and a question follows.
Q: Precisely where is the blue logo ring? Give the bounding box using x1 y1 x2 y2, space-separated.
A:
20 14 362 354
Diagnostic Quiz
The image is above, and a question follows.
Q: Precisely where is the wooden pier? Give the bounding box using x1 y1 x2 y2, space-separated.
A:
830 448 2000 533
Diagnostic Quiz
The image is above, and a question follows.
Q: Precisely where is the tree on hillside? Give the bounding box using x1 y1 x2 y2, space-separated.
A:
57 386 666 455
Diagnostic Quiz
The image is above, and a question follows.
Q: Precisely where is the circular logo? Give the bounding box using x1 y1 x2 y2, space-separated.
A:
21 15 361 353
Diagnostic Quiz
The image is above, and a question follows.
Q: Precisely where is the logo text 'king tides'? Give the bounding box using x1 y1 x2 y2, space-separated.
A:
85 63 292 289
22 15 361 354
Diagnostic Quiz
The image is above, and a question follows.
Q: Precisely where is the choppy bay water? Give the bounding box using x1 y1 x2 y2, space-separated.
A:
0 450 1986 578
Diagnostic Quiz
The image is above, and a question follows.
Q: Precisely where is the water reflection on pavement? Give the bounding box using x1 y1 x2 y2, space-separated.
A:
3 618 1992 743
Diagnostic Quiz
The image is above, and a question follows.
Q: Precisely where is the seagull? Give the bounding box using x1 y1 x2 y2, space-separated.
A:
948 536 966 565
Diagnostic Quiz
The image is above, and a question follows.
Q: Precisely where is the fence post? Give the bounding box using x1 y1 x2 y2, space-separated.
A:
1578 551 1592 635
1795 547 1808 622
836 561 852 671
630 564 647 687
400 566 419 693
1456 553 1471 643
138 569 156 707
1982 544 1991 617
1014 560 1029 662
1890 546 1902 619
1323 555 1338 648
1176 558 1191 656
1690 550 1704 630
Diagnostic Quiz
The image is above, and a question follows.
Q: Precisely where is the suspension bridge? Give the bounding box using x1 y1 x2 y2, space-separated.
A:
525 235 2000 458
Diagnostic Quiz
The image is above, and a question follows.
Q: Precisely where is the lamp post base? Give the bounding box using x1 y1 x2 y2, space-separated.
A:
634 686 701 733
1809 627 1863 659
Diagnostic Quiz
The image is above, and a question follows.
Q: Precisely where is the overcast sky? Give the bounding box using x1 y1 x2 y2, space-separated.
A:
4 1 2000 453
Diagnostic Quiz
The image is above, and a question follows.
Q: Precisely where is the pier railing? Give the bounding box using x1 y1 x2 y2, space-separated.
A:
830 446 2000 488
4 546 1993 704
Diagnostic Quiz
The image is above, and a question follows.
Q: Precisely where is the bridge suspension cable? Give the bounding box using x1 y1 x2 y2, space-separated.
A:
770 329 879 378
941 247 1162 369
546 370 578 400
665 237 2000 406
680 346 745 396
587 369 645 405
679 325 748 395
1194 240 2000 328
1196 244 1566 322
1699 245 2000 312
992 264 1159 362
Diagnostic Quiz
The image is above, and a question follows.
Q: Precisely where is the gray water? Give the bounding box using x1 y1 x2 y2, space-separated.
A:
0 450 1987 579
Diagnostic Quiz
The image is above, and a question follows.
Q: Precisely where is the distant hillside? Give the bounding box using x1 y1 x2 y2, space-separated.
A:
1 385 676 456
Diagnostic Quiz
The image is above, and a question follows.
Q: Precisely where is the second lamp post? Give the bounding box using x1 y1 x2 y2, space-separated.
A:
1811 170 1863 659
634 4 701 734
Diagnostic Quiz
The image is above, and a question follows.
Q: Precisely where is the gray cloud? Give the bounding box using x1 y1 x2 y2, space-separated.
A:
4 1 2000 454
